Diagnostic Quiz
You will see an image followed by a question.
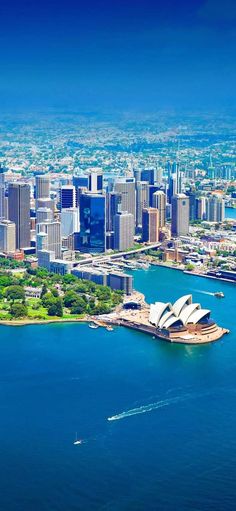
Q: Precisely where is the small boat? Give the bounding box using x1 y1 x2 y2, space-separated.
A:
106 326 114 331
89 323 99 329
214 292 225 298
73 432 82 445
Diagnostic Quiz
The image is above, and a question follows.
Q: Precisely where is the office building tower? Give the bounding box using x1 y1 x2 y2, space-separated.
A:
142 208 159 243
206 196 225 222
37 221 61 258
114 211 134 251
38 250 55 271
186 191 197 221
136 181 149 227
156 167 163 187
36 207 53 224
168 174 177 202
0 168 5 221
36 197 55 213
88 171 103 193
60 185 76 210
152 191 166 227
114 178 136 220
141 169 156 185
73 175 89 189
0 220 16 253
149 185 160 205
106 191 122 231
8 183 31 248
35 175 50 199
171 194 189 237
134 169 141 184
79 193 106 253
61 208 80 237
196 197 207 220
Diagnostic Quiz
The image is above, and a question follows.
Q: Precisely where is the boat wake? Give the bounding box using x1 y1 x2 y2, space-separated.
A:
193 289 214 296
107 393 196 422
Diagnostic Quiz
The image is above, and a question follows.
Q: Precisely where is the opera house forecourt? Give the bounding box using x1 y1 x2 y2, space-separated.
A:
108 293 229 345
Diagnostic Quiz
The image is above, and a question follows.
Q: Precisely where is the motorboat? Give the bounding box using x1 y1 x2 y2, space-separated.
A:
214 292 225 298
74 432 82 445
89 323 99 329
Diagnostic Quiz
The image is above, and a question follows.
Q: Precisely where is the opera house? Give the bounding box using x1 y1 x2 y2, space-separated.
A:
148 294 228 343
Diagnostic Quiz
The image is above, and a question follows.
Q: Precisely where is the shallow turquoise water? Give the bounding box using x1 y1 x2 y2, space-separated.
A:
225 207 236 220
0 267 235 510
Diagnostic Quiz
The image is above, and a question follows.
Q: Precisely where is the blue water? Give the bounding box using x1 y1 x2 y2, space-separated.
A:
225 207 236 220
0 267 236 510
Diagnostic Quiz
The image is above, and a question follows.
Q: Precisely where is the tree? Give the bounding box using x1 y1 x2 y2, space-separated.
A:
51 287 59 297
6 285 25 302
63 274 77 284
40 283 48 298
63 290 80 308
47 298 63 317
10 303 27 318
41 292 56 308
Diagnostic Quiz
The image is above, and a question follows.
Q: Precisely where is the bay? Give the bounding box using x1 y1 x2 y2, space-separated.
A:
0 266 235 511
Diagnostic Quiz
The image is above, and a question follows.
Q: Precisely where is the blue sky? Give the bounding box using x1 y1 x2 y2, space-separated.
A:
0 0 235 111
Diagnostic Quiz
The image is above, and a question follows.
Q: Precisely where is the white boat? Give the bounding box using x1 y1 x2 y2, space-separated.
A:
73 432 82 445
89 323 99 329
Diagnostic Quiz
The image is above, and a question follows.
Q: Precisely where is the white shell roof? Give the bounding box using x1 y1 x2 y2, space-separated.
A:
172 295 192 317
186 309 210 324
179 303 200 325
158 310 174 328
163 315 182 329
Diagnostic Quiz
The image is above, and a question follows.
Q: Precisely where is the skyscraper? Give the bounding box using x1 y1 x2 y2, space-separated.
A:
61 208 80 237
152 191 166 228
171 194 189 237
114 211 134 251
88 171 103 193
106 191 122 231
136 181 149 228
79 193 106 253
60 185 76 210
36 207 53 224
0 168 5 221
8 183 31 248
141 169 156 185
0 220 16 253
35 175 50 199
36 221 61 258
206 196 225 222
142 208 159 243
114 178 136 220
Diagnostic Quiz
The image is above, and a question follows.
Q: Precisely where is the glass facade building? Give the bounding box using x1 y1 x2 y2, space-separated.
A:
79 193 106 253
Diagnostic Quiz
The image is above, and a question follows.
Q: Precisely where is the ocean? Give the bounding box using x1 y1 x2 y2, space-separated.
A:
0 266 235 510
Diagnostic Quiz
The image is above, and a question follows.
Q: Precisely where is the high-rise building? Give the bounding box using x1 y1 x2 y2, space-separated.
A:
0 168 5 221
186 191 197 221
106 191 122 231
152 191 166 228
88 171 103 193
206 196 225 222
114 178 136 220
141 169 156 185
136 181 149 228
36 207 53 224
196 197 207 220
36 197 55 213
0 220 16 253
142 208 159 242
61 208 80 237
171 194 189 237
8 183 31 248
60 185 76 210
79 193 106 253
35 175 50 199
37 221 61 258
73 175 89 189
114 211 134 251
156 167 163 187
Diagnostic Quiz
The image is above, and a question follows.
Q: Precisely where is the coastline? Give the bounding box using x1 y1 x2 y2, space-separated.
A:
150 261 236 283
0 316 90 327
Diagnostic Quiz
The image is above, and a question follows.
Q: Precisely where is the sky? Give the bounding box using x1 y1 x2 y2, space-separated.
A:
0 0 235 112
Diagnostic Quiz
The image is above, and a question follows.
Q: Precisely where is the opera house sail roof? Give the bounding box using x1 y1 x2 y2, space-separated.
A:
149 294 211 329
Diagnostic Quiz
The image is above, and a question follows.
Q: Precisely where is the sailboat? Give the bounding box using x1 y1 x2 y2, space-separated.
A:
73 432 82 445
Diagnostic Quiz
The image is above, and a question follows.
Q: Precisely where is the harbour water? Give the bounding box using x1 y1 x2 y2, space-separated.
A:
225 207 236 220
0 266 236 510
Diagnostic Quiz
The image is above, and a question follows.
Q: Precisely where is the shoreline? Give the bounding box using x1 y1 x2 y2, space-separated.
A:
0 316 91 327
150 261 236 284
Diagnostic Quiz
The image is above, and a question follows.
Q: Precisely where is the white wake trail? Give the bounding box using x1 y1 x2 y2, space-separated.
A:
107 394 193 422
